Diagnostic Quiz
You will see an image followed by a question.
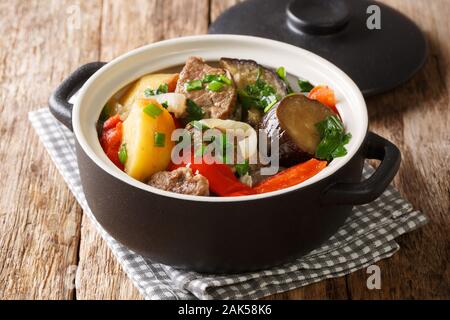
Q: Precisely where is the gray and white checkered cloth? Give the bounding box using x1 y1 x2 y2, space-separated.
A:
29 108 428 300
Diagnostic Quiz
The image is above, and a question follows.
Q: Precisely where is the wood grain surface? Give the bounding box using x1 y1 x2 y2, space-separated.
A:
0 0 448 300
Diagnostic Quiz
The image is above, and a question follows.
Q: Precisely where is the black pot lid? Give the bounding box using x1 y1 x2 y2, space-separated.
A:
209 0 428 97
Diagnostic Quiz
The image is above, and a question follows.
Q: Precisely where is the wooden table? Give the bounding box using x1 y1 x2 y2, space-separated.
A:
0 0 448 300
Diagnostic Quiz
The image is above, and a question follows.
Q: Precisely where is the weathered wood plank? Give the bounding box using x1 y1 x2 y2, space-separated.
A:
0 0 102 299
99 0 210 61
75 218 143 300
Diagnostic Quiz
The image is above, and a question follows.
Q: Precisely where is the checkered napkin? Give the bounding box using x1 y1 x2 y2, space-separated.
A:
29 108 428 300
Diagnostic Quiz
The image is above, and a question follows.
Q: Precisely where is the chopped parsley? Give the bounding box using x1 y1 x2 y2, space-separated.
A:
161 101 169 109
144 83 169 97
298 79 314 93
235 159 250 177
238 75 280 112
186 99 204 122
315 115 352 161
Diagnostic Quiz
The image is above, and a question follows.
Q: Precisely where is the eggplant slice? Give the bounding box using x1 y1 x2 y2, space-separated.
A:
261 94 334 167
219 58 288 97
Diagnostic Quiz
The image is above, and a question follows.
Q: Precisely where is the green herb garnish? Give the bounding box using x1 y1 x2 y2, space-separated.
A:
158 83 169 94
238 78 280 112
263 96 278 113
144 88 153 97
202 74 232 85
276 66 294 94
276 67 286 80
202 74 217 83
118 144 127 165
298 79 314 93
143 103 163 118
315 115 352 161
185 80 203 91
237 89 255 110
144 83 169 97
235 160 250 177
186 99 204 121
161 101 169 109
207 80 225 92
218 74 232 85
154 132 166 148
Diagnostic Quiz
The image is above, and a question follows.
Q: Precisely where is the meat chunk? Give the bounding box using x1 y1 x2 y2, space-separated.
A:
148 167 210 196
176 56 237 119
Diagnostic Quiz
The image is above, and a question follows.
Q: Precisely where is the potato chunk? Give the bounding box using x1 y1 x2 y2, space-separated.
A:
122 98 176 181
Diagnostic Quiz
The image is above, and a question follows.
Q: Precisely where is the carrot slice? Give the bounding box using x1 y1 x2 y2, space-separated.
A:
253 159 327 194
167 74 179 92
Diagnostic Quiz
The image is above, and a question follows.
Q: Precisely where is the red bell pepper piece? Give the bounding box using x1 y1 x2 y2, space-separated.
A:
100 114 124 170
253 159 327 194
171 115 184 129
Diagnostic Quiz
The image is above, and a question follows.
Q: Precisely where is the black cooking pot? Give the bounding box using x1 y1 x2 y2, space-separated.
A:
49 36 400 273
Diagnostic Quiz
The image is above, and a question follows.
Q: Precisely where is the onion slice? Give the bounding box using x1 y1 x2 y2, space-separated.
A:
152 93 187 118
199 119 257 161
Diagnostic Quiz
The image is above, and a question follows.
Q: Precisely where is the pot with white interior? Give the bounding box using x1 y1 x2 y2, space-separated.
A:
49 35 400 273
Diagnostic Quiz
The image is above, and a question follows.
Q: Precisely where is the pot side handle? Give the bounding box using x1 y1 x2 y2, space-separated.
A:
322 132 401 206
49 62 107 131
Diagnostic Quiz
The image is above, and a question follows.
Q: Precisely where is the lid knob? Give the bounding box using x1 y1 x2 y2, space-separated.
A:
287 0 350 35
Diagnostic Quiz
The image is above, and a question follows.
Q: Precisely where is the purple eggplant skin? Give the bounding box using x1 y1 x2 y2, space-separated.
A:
219 58 288 97
261 94 334 167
